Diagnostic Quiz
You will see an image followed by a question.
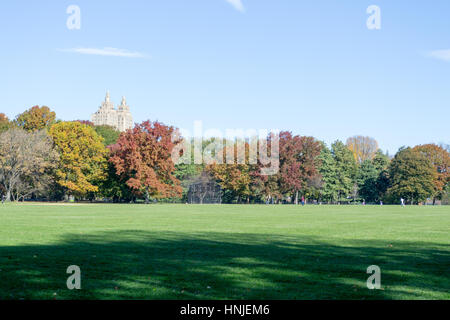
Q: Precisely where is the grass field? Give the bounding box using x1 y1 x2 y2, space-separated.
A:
0 203 449 300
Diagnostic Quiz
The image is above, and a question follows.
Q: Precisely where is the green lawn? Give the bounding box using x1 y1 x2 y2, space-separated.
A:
0 203 449 300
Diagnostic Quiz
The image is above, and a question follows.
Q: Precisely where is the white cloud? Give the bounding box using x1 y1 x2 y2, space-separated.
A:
225 0 245 12
428 49 450 62
59 47 148 58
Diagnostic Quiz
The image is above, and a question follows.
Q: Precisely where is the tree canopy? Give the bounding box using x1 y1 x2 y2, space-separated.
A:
109 120 182 201
94 125 121 146
49 121 108 197
0 128 58 201
413 144 450 201
386 147 436 204
15 106 56 132
346 136 379 164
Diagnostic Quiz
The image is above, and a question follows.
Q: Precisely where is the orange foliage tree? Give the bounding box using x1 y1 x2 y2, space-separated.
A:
15 106 56 132
207 141 253 203
109 120 182 201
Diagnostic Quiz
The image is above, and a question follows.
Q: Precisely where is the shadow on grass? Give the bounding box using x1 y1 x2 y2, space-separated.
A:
0 231 449 300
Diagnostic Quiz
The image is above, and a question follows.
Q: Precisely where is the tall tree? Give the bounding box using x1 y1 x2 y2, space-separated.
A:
49 122 108 198
346 136 379 164
279 132 322 204
249 133 282 203
318 143 339 203
109 120 182 201
0 128 58 201
354 150 391 203
332 140 357 202
356 160 379 202
372 149 390 172
413 144 450 203
386 147 436 204
15 106 56 132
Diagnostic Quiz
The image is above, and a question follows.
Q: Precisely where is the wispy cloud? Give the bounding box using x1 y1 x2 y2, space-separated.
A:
59 47 148 58
428 49 450 62
225 0 245 12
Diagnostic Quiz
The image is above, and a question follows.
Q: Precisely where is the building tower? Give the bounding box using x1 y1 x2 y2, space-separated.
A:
116 96 133 132
91 92 133 132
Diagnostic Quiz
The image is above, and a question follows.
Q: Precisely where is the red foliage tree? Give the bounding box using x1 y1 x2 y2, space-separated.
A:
109 120 182 201
279 131 322 204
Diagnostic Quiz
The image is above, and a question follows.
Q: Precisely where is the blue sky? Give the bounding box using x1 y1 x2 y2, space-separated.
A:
1 0 449 154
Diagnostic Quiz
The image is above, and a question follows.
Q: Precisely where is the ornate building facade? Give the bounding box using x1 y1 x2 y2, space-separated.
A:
91 92 133 132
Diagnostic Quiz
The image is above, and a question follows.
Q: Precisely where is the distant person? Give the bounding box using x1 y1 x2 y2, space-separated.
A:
380 200 383 206
401 198 405 207
301 196 305 206
362 200 366 206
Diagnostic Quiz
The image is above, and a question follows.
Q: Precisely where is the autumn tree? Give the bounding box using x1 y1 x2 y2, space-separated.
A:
49 122 108 198
15 106 56 132
0 113 12 133
413 144 450 203
279 132 322 204
207 142 253 203
76 120 94 127
346 136 379 164
251 173 281 203
0 128 58 201
109 120 182 201
386 147 436 204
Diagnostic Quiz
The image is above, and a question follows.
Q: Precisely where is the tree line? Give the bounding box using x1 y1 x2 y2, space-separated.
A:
0 106 448 205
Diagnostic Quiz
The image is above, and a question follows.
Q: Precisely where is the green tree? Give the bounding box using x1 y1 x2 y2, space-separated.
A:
386 147 436 204
97 162 134 202
94 125 120 146
356 160 379 202
331 140 357 202
372 149 390 172
355 150 391 203
318 143 339 203
0 113 12 133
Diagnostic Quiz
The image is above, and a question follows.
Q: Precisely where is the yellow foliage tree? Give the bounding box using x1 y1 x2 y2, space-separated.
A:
346 135 379 164
49 121 108 197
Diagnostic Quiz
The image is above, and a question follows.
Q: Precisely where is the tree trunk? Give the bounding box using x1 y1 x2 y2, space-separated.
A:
145 189 150 204
295 191 298 205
